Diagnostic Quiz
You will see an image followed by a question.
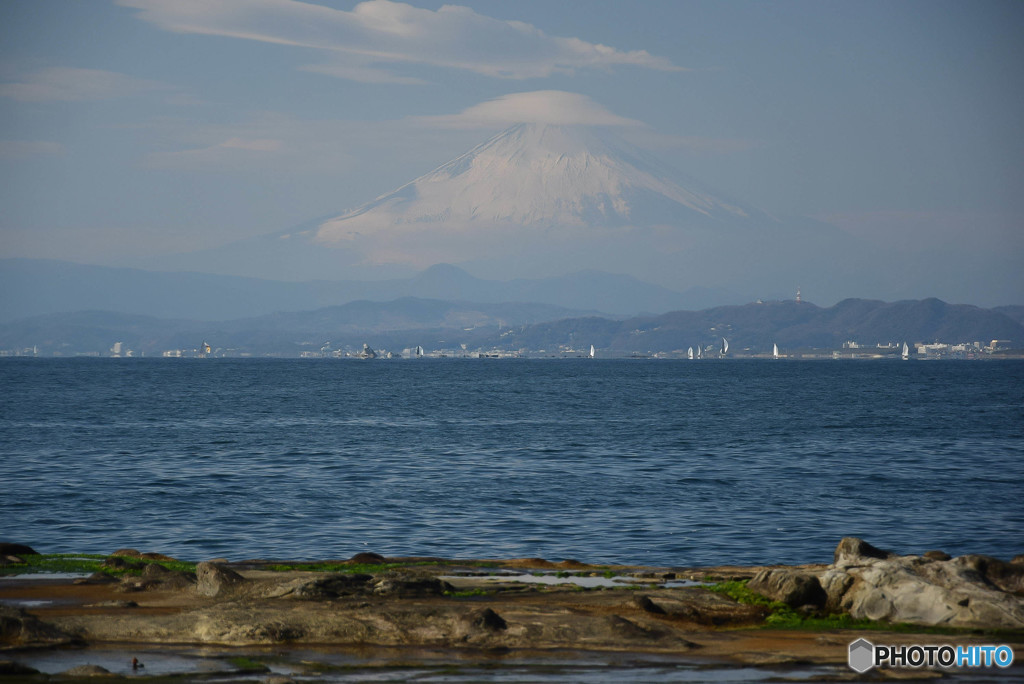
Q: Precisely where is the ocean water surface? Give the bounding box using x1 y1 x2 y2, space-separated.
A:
1 358 1021 565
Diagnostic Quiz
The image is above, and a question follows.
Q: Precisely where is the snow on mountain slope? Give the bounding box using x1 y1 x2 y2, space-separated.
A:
315 124 761 248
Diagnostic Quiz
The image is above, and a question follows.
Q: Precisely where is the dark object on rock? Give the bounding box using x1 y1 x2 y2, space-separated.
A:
633 595 666 614
0 543 38 556
466 607 508 631
196 561 246 597
834 537 892 565
292 574 374 599
372 576 454 597
0 606 80 648
924 550 952 561
748 568 827 609
349 552 386 564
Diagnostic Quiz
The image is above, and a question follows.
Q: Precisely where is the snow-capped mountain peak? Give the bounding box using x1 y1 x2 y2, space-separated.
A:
315 123 754 245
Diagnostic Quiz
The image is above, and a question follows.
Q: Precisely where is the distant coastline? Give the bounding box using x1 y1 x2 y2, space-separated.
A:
1 295 1020 360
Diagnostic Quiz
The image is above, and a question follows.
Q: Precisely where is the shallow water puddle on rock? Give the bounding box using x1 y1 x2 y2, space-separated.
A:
441 572 702 589
11 647 236 677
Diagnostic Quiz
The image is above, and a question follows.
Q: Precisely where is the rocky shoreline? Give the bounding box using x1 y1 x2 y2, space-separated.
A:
2 538 1022 680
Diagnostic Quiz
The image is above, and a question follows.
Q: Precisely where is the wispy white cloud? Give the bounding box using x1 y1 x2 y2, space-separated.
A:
148 135 286 169
0 67 167 102
412 90 644 128
299 61 427 86
118 0 683 83
142 113 364 172
0 140 65 159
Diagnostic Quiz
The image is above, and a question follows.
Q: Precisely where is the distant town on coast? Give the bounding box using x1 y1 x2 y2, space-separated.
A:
3 292 1021 361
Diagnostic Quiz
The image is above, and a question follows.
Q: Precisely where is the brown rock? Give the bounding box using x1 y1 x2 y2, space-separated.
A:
924 550 952 561
291 574 373 599
372 576 454 597
555 559 589 569
748 568 826 608
138 563 197 590
833 537 892 565
196 561 246 597
819 543 1024 628
349 552 386 564
818 569 855 612
954 555 1024 594
0 606 79 648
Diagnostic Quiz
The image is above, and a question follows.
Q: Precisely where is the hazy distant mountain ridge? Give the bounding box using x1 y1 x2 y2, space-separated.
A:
503 298 1023 352
2 296 1018 357
0 259 707 322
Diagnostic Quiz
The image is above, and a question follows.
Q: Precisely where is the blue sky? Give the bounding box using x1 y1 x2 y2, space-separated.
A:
1 0 1021 303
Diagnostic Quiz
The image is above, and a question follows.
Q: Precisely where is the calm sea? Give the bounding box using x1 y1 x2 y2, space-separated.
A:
1 358 1021 566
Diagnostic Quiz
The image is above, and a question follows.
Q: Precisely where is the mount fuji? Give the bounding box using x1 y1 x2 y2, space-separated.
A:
317 123 765 240
304 123 791 276
152 122 870 304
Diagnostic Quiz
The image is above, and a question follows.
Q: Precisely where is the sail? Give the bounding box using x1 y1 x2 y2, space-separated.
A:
773 343 779 359
687 346 694 360
902 342 909 360
721 337 729 355
589 345 595 358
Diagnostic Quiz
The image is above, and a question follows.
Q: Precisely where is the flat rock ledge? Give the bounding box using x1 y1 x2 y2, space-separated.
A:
1 539 1021 664
749 537 1024 629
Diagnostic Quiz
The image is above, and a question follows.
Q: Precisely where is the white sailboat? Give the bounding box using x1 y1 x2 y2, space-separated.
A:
773 343 779 360
687 346 694 360
721 337 729 356
901 342 910 360
589 344 596 359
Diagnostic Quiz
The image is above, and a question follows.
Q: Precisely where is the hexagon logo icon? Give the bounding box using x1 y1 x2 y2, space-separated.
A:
848 638 875 673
